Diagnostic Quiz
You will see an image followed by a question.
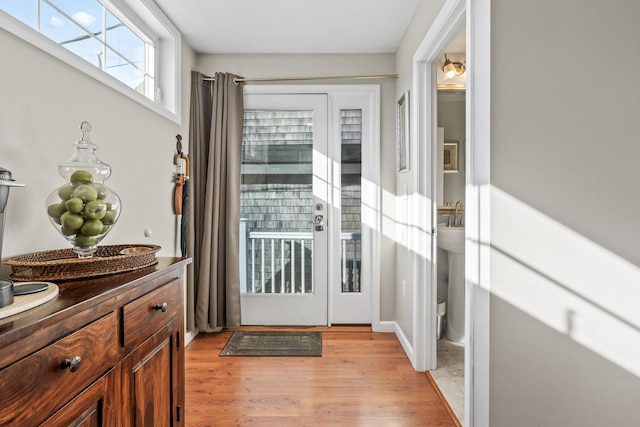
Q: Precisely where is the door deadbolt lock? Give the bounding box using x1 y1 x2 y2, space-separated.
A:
315 214 324 231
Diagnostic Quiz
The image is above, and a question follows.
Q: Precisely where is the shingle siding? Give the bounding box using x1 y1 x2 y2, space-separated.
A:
240 108 363 293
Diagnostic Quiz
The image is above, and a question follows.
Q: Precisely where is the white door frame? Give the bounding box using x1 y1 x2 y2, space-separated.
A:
412 0 491 426
242 84 382 329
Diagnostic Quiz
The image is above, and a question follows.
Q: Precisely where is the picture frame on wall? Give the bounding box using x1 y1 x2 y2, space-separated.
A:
396 91 410 172
444 141 459 173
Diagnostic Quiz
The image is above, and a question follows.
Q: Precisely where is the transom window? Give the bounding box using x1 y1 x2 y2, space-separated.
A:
0 0 153 97
0 0 181 123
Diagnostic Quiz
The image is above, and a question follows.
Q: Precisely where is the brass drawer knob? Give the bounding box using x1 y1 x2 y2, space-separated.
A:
154 302 168 312
60 356 82 372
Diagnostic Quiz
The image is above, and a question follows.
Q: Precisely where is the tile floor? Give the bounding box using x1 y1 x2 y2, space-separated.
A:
430 338 465 424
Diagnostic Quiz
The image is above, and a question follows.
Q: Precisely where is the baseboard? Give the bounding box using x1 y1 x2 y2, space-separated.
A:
184 329 199 346
393 322 415 364
373 320 397 333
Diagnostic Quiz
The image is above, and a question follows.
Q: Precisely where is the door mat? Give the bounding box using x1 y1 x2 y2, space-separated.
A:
220 331 322 357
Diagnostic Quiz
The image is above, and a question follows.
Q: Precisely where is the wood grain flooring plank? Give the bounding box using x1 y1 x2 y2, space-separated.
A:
185 329 457 426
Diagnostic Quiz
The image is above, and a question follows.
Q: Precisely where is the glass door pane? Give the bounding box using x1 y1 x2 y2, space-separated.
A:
340 109 362 293
241 109 314 294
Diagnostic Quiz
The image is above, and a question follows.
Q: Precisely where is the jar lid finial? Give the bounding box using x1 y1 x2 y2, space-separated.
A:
80 121 92 143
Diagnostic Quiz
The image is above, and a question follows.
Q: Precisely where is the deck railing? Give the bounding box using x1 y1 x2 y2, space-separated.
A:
239 220 361 294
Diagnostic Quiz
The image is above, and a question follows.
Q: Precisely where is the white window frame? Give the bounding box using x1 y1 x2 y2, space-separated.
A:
0 0 181 124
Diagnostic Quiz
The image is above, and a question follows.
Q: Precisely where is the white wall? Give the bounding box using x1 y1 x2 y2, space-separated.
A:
488 0 640 424
195 53 398 321
0 28 195 261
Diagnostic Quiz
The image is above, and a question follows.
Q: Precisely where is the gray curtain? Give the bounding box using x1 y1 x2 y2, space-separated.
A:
187 71 244 331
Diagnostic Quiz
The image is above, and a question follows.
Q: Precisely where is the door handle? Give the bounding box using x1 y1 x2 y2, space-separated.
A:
315 214 324 231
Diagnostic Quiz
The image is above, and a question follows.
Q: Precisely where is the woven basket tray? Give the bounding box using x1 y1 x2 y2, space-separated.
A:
4 244 161 282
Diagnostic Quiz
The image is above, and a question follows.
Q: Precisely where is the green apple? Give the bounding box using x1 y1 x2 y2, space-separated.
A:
57 184 75 200
92 183 108 200
60 211 84 230
65 197 85 214
47 202 67 220
75 234 97 248
71 184 98 203
101 224 110 234
101 210 117 225
81 219 104 236
84 200 107 220
60 227 77 236
70 170 93 184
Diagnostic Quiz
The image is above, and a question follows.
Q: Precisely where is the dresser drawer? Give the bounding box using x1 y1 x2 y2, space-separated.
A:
0 312 117 426
122 280 180 351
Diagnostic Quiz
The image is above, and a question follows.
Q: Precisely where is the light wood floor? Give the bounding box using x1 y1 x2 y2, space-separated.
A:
185 327 458 426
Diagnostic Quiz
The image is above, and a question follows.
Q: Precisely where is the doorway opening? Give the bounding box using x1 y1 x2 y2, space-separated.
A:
431 32 467 420
410 0 473 424
413 1 492 426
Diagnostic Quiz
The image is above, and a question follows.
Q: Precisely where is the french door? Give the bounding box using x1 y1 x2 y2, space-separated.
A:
239 88 376 326
239 94 329 325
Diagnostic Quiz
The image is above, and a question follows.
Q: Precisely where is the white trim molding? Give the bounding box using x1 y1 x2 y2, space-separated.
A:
466 0 491 425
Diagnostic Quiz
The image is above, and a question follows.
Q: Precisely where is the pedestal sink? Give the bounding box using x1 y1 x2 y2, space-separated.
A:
438 226 465 254
437 226 465 344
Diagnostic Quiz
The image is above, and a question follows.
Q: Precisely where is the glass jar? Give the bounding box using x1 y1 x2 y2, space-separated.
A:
45 122 121 258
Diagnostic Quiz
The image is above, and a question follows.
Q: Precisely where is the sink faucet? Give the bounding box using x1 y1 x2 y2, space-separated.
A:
454 201 463 226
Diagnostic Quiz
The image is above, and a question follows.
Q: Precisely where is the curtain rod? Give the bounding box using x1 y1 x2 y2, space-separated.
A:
202 74 398 84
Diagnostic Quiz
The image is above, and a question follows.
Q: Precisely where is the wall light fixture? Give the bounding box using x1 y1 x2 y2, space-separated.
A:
443 54 466 79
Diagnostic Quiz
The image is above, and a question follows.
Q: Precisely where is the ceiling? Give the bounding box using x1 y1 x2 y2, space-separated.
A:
153 0 425 54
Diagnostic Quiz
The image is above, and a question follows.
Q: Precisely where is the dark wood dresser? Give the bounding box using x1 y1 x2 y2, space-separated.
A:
0 257 191 426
